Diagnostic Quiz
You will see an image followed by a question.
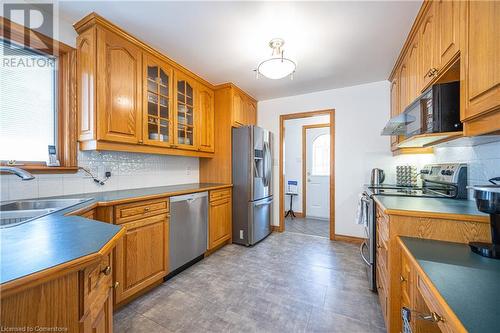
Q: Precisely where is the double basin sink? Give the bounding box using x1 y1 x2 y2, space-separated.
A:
0 198 92 228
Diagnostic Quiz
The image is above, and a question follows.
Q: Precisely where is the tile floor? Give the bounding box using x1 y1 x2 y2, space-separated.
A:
115 231 385 333
285 217 330 238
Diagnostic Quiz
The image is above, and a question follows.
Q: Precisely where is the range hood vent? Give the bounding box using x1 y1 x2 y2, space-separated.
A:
381 113 414 136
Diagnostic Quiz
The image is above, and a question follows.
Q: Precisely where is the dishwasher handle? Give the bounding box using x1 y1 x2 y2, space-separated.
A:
170 191 208 203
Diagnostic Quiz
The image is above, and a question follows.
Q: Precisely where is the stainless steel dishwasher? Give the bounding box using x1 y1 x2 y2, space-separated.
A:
168 191 208 275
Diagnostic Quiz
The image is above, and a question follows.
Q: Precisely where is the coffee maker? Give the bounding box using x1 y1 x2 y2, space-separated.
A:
469 185 500 259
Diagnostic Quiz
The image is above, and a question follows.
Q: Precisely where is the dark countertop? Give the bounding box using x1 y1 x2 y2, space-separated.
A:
373 195 488 222
401 237 500 333
0 183 231 285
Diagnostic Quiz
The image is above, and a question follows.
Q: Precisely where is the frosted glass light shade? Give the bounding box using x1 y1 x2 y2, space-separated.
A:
257 57 296 80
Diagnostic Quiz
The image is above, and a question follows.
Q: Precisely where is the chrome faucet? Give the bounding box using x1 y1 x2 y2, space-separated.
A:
0 166 35 180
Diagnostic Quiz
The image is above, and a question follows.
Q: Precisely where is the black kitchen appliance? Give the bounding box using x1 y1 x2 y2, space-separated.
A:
404 81 461 137
469 185 500 259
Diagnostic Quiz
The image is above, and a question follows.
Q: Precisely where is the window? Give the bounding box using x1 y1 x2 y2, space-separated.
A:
0 17 77 171
311 134 330 176
0 39 57 161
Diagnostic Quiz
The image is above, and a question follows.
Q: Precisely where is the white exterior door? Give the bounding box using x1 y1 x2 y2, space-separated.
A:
305 127 330 219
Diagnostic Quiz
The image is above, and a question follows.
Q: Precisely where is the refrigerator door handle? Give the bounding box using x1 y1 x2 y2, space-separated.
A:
254 197 273 207
263 141 271 187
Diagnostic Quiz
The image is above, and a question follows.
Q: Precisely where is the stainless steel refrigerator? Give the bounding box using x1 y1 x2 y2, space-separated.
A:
232 126 273 246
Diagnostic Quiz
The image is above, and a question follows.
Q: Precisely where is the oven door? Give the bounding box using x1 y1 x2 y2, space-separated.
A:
359 192 376 291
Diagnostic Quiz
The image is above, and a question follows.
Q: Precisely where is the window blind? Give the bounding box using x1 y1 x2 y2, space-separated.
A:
0 39 57 162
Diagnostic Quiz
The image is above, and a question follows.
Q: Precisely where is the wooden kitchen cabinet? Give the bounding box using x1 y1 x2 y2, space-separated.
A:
373 199 490 333
75 13 216 158
96 26 143 144
419 2 439 88
198 83 215 152
174 71 198 150
114 201 169 304
436 0 460 68
200 84 256 184
143 53 174 147
208 188 232 250
461 0 500 135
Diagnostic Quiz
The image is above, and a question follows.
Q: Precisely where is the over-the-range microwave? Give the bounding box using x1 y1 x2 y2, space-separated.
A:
405 81 462 137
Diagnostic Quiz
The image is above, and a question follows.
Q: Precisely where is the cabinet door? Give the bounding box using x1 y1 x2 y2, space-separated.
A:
390 78 400 151
96 27 142 144
174 71 197 150
143 54 173 147
232 92 245 127
114 214 168 304
437 0 460 68
77 27 96 142
245 99 257 125
463 0 499 120
399 61 409 111
420 3 439 88
198 84 215 152
84 289 113 333
209 197 231 250
408 40 421 102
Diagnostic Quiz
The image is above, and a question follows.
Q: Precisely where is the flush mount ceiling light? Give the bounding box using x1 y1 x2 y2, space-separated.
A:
255 38 296 80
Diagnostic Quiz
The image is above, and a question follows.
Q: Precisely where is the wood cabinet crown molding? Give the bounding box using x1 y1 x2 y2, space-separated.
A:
74 12 214 90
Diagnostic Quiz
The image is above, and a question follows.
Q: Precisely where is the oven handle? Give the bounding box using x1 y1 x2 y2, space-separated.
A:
359 241 371 266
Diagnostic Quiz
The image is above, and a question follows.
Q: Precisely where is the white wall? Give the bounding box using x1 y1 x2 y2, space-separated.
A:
259 81 393 238
0 12 199 202
284 115 330 213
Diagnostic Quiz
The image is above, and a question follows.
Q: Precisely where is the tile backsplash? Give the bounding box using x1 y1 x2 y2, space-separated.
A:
392 140 500 199
0 151 199 201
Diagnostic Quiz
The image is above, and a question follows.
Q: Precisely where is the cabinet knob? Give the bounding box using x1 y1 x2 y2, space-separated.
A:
400 275 406 282
144 207 150 213
138 140 144 144
112 281 120 289
101 266 111 276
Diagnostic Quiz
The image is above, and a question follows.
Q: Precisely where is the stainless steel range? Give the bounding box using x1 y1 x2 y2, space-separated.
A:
359 163 467 291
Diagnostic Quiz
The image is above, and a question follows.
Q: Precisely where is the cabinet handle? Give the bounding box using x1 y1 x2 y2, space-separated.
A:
111 281 119 289
421 312 444 323
144 207 150 213
429 68 438 77
138 139 143 144
101 266 111 276
400 275 406 282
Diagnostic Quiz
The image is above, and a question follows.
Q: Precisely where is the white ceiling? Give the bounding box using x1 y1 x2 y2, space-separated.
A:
59 1 421 101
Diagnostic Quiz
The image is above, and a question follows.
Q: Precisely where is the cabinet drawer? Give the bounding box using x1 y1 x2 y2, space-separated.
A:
81 252 112 318
417 274 458 333
376 267 388 322
210 188 231 202
376 207 389 243
114 198 169 224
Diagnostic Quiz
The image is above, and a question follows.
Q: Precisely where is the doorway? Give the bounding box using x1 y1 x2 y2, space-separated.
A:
279 109 335 240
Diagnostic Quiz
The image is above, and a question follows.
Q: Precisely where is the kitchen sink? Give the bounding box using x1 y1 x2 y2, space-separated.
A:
0 198 92 228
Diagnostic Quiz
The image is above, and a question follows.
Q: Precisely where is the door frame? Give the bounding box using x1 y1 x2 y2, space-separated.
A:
302 123 330 219
279 109 336 240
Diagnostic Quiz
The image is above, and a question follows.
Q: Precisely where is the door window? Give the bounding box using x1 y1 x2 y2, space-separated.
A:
311 134 330 176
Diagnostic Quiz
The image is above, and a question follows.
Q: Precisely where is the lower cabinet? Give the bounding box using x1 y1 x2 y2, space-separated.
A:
114 212 169 304
208 188 232 250
0 249 119 333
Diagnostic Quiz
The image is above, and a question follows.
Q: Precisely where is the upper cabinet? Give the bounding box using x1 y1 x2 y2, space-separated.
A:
174 72 197 150
96 27 143 144
143 53 173 147
461 0 500 135
197 83 215 153
388 0 499 153
74 13 221 158
232 90 257 127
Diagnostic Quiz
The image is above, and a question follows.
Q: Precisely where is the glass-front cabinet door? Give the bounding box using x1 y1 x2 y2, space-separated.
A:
174 71 197 150
143 54 173 147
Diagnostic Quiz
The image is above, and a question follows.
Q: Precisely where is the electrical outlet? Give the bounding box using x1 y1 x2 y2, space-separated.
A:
105 171 111 178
